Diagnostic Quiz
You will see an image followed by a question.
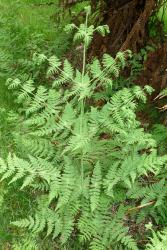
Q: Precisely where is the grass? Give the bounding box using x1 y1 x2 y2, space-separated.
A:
15 1 57 41
0 0 59 110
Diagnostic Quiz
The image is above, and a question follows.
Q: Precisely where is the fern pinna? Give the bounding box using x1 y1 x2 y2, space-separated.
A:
0 6 167 250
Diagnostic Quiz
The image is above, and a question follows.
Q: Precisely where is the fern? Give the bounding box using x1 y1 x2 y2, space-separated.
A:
0 154 60 189
146 226 167 250
13 235 39 250
1 5 167 250
90 162 102 212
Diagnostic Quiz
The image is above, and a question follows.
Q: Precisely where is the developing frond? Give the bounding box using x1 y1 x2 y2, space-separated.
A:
64 23 77 33
74 24 94 47
84 5 91 15
95 25 110 37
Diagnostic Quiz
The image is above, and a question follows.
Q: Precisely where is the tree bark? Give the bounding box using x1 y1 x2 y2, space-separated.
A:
89 0 156 56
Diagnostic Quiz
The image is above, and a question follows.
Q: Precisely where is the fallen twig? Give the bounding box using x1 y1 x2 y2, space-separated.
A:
127 201 155 214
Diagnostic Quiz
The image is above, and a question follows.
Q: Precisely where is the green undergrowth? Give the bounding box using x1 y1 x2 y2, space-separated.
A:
0 0 90 109
0 0 69 110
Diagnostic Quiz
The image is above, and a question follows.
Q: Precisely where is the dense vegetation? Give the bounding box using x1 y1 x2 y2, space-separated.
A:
0 0 167 249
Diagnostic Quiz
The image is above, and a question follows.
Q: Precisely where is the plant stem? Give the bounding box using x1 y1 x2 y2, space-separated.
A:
80 11 88 185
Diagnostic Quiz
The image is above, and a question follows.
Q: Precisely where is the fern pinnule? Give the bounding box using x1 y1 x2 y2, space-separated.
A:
47 55 61 77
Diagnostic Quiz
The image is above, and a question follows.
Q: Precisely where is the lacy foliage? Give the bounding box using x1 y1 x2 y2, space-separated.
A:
0 6 167 250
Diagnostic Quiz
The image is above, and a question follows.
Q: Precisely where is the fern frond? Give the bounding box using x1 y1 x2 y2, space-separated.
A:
132 85 146 103
63 59 74 79
57 158 77 208
146 227 167 250
0 154 60 189
95 25 110 37
26 86 48 116
47 55 61 77
102 54 119 77
11 209 60 236
115 51 127 69
13 235 39 250
6 78 21 89
90 162 102 212
90 59 102 79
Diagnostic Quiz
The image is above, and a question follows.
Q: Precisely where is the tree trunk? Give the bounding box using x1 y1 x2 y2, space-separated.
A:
90 0 156 56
